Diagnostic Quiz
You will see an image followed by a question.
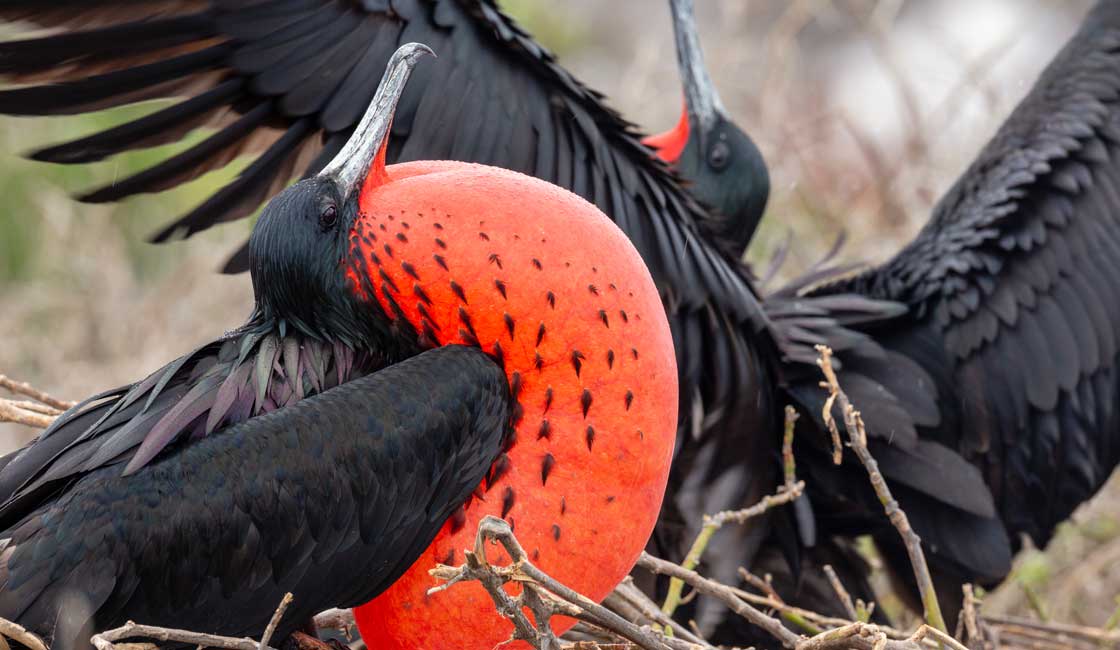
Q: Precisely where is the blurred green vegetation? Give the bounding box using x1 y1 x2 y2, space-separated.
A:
0 104 249 286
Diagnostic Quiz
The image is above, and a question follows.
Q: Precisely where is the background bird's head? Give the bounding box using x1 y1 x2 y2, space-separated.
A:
644 0 770 254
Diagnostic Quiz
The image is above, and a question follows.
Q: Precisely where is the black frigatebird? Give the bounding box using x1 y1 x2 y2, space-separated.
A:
0 3 807 633
657 0 1120 632
3 0 1120 640
0 42 679 650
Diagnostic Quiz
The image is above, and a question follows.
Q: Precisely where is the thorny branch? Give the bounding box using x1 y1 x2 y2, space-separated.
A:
816 344 948 634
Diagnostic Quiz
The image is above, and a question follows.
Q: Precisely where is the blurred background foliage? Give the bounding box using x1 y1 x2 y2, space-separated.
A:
1 0 1116 629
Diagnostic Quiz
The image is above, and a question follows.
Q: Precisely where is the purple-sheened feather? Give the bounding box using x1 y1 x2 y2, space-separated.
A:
302 343 326 394
335 341 353 386
254 334 279 412
282 336 302 400
125 373 224 475
206 360 254 434
0 324 385 514
82 397 182 470
143 351 197 413
228 382 256 425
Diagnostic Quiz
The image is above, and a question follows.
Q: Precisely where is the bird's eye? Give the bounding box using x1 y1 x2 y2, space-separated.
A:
319 204 338 231
709 141 731 170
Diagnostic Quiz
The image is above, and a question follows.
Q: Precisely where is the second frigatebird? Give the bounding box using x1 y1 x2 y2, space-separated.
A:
654 0 1120 635
0 43 678 650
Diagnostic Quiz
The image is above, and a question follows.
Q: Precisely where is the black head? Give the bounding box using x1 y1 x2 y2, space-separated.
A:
248 176 369 340
665 0 770 255
246 43 434 347
673 114 770 254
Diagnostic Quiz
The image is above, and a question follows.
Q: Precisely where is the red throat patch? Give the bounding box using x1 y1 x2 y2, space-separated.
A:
641 103 690 164
345 160 678 650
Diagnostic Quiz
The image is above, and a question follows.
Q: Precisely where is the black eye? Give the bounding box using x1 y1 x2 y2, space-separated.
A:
709 141 731 170
319 204 338 230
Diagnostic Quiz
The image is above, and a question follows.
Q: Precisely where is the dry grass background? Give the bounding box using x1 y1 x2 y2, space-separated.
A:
0 0 1116 632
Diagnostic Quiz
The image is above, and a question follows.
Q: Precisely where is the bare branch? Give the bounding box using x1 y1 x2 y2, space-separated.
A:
660 406 804 619
823 565 858 621
639 551 802 648
0 617 48 650
430 516 685 650
609 579 707 646
960 584 981 647
0 399 57 428
815 344 947 634
90 594 295 650
312 609 357 641
91 622 277 650
0 375 74 411
260 593 293 650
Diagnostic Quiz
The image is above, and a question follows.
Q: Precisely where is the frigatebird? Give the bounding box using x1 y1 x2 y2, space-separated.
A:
654 0 1120 632
0 2 809 633
0 43 678 650
2 0 1120 641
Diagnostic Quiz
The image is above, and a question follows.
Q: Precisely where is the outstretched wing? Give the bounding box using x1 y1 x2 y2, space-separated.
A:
0 345 509 650
0 2 783 567
814 0 1120 581
0 0 758 322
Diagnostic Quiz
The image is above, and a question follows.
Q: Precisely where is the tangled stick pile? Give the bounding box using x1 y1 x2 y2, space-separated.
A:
0 348 1117 650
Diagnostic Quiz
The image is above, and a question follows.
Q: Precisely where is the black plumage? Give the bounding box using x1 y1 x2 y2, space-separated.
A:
0 344 510 650
0 48 519 645
4 0 1120 643
0 2 811 619
798 0 1120 607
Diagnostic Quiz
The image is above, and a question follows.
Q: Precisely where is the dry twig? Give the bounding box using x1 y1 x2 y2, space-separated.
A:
0 375 74 411
0 374 73 429
89 594 293 650
259 593 293 650
0 617 48 650
312 609 357 641
639 551 971 650
429 515 693 650
91 622 279 650
608 579 707 646
823 565 858 622
660 406 804 619
641 551 801 647
983 615 1120 649
960 584 982 648
815 344 947 634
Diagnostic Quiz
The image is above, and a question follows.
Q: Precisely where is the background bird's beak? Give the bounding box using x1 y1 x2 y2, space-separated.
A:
319 42 435 200
668 0 725 135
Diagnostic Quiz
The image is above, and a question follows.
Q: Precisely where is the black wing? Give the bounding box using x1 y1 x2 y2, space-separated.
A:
809 0 1120 595
0 1 786 582
0 345 509 650
0 321 384 527
0 1 757 320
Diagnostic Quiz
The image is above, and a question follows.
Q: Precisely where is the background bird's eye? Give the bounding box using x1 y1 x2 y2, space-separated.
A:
319 204 338 230
708 141 730 170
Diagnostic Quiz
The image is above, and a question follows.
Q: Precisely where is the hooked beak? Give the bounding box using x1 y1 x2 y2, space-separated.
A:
319 42 435 201
668 0 725 134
